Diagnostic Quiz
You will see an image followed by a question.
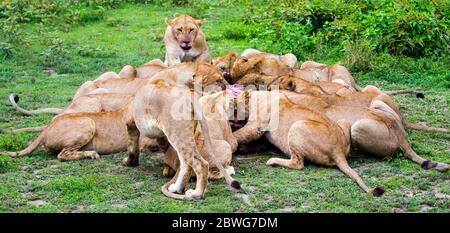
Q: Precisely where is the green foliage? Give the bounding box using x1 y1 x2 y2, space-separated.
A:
40 38 70 68
245 0 449 58
343 39 375 73
0 42 14 59
0 155 18 173
0 1 448 213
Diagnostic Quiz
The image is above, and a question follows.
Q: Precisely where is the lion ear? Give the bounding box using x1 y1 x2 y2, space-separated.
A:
165 18 174 26
195 19 206 27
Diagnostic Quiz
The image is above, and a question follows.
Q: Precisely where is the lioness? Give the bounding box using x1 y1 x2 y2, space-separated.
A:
9 92 135 117
5 93 162 159
241 48 298 69
294 61 357 89
280 76 449 133
118 59 168 79
281 91 449 172
6 105 132 160
162 91 239 189
164 15 211 67
125 67 234 200
73 63 227 99
213 51 239 83
225 90 383 195
230 56 292 84
298 61 424 97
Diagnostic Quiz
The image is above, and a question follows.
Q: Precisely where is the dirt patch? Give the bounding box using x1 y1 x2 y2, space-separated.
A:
27 200 47 207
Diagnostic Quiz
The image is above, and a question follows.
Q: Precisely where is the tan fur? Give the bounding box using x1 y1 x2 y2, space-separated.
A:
213 51 238 83
124 64 230 200
295 61 357 88
279 75 356 96
227 91 380 194
281 78 449 133
163 92 238 183
73 63 228 99
6 94 161 159
230 56 292 84
7 105 133 160
241 48 298 69
164 15 211 67
283 90 449 172
118 59 168 79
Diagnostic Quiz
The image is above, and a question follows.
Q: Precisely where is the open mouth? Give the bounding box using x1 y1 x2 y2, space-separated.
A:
180 45 192 51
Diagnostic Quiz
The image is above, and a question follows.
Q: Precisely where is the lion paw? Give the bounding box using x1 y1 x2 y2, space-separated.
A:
122 157 138 167
185 189 203 200
266 158 278 167
87 151 100 159
168 183 182 193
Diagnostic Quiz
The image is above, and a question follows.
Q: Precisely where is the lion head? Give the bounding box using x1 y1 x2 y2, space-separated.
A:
166 15 205 52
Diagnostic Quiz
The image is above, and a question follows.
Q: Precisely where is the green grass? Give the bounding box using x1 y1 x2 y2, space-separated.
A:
0 2 449 213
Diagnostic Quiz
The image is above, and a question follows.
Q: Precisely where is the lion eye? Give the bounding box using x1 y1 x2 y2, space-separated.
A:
177 28 182 32
189 28 194 32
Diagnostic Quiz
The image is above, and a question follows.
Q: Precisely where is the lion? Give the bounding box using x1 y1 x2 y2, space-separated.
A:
222 90 384 196
279 76 449 133
277 75 356 95
298 60 423 97
280 90 449 172
229 56 292 84
295 61 357 88
73 63 227 100
5 94 161 159
231 90 448 194
241 48 298 69
8 92 134 117
124 67 237 200
118 59 168 79
164 15 211 67
6 105 133 161
213 51 239 83
162 91 239 185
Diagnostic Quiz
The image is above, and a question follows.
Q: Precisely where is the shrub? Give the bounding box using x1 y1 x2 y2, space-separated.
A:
244 0 449 58
343 39 376 73
40 38 70 68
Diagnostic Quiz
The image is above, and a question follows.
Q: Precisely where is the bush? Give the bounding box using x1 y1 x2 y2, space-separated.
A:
40 38 70 68
343 39 375 73
244 0 449 58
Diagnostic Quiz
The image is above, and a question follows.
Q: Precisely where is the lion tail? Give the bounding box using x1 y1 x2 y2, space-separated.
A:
160 179 190 200
0 125 46 134
9 94 63 116
404 120 449 133
7 131 46 157
384 89 425 98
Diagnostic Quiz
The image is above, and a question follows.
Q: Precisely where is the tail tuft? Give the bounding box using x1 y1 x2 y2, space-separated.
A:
231 180 241 190
421 160 437 169
372 187 385 197
416 92 425 99
11 93 19 103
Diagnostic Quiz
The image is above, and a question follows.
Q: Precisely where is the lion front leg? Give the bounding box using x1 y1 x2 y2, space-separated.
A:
233 122 265 144
57 149 100 161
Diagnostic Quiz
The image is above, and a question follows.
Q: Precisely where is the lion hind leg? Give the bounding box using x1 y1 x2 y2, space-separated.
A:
118 65 136 79
94 72 120 82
